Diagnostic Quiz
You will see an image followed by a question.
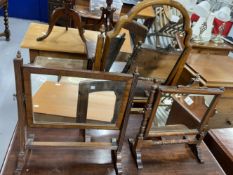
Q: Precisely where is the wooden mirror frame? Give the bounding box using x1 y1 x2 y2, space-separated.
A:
23 66 133 130
13 52 138 174
101 0 192 85
129 85 224 169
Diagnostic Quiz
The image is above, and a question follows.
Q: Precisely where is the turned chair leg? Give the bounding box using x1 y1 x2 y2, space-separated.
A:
3 3 10 41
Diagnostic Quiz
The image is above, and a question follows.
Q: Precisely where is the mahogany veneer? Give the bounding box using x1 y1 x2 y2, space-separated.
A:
1 116 226 175
205 129 233 175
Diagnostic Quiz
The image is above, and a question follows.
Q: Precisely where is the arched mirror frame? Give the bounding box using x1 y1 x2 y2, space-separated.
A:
101 0 192 85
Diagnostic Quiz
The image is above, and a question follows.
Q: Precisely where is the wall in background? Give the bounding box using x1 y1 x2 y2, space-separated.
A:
2 0 48 22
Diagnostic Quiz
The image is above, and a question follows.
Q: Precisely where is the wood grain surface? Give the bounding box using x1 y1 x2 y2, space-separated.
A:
33 81 116 122
187 53 233 87
205 128 233 175
21 23 132 55
1 116 226 175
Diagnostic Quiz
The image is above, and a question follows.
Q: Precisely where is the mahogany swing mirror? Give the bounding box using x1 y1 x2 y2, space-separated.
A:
13 52 138 175
129 85 223 169
101 0 192 86
96 0 193 111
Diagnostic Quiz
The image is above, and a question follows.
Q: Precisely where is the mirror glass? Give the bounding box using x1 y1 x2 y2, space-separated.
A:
149 92 214 136
31 74 126 125
110 4 186 83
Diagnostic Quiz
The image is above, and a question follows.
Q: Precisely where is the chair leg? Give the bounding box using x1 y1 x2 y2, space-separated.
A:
3 3 10 41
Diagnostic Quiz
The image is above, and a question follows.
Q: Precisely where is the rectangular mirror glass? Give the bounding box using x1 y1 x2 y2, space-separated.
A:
149 92 215 136
31 74 127 126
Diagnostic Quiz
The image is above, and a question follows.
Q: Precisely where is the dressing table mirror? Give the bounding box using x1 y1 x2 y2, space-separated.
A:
13 51 138 175
129 85 223 169
99 0 192 110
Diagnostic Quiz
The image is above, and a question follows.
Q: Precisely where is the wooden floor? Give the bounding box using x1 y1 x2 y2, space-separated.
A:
1 115 225 175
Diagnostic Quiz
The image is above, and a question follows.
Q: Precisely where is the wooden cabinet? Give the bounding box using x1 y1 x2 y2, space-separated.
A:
191 41 233 56
178 53 233 129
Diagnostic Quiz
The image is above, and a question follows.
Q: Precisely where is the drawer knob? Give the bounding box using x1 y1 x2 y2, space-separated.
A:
226 119 232 125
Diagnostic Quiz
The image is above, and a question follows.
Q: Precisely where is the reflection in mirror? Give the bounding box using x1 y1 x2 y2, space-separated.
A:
31 74 126 125
149 92 215 136
103 2 191 87
120 4 186 83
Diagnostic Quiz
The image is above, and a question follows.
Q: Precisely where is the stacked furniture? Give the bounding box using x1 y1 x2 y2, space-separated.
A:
6 0 233 174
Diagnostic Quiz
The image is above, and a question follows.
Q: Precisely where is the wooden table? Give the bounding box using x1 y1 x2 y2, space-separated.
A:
178 53 233 128
205 128 233 175
21 23 132 65
75 1 155 32
33 80 116 123
76 0 155 23
75 2 155 21
48 0 155 30
1 116 226 175
20 23 99 63
177 35 233 55
191 41 233 55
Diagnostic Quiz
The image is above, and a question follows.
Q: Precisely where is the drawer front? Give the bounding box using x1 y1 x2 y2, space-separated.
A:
222 88 233 98
192 48 230 56
208 97 233 128
209 113 233 128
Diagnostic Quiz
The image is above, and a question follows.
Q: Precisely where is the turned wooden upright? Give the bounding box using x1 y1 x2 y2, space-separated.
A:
0 0 10 41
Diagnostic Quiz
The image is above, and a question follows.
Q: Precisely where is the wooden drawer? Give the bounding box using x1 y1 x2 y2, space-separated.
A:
222 88 233 98
205 129 233 175
192 48 230 56
209 97 233 128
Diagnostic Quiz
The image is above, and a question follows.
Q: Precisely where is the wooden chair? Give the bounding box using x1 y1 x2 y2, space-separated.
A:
129 85 224 169
13 51 138 175
147 5 184 48
0 0 10 41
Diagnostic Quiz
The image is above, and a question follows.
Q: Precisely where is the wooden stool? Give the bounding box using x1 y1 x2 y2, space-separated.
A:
0 0 10 41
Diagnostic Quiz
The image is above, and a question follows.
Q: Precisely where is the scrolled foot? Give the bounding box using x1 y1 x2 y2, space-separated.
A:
128 138 143 169
112 150 123 175
14 151 26 175
189 144 204 164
